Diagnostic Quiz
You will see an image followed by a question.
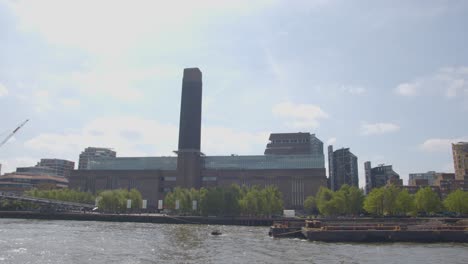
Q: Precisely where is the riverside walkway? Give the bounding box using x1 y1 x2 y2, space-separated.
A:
0 192 95 211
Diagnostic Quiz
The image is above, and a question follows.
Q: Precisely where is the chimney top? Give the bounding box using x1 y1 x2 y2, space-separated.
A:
183 68 202 82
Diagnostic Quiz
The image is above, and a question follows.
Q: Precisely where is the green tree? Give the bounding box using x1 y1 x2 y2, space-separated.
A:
304 196 317 215
395 189 414 215
364 187 385 215
25 188 95 204
96 189 143 212
316 186 339 216
443 190 468 214
414 187 441 214
261 185 283 217
382 185 400 215
127 188 143 209
334 185 364 215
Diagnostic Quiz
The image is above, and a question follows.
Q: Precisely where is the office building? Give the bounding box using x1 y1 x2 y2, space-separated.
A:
265 133 324 156
36 158 75 178
0 173 68 194
364 161 401 194
78 147 116 170
408 171 437 186
328 146 358 191
452 142 468 180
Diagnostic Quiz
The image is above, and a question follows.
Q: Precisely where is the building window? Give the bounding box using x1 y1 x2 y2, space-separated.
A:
160 176 176 181
160 187 172 193
202 176 217 181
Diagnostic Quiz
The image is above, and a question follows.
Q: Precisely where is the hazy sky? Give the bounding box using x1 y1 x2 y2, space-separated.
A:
1 0 468 187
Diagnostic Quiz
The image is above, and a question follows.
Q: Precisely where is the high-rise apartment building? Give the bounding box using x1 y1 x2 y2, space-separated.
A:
78 147 116 170
364 161 401 194
36 158 75 178
328 146 358 191
452 142 468 180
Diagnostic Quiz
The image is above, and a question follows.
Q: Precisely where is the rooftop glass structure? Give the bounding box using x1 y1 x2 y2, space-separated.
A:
87 157 177 170
203 154 325 170
85 154 325 171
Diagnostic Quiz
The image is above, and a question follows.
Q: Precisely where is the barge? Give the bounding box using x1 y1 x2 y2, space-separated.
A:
269 219 468 242
269 221 305 239
301 220 468 243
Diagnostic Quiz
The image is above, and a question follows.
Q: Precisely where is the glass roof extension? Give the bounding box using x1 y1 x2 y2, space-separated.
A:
87 157 177 170
203 154 325 170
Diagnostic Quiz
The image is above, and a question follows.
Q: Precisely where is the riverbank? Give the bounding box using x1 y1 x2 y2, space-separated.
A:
1 211 465 227
0 211 276 226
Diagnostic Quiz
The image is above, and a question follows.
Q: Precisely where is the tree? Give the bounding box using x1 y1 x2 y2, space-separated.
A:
261 185 283 217
443 190 468 214
25 188 95 204
316 187 339 216
382 185 400 215
414 187 441 214
335 185 364 215
395 189 414 215
304 196 317 215
97 189 143 212
364 187 385 215
127 188 142 209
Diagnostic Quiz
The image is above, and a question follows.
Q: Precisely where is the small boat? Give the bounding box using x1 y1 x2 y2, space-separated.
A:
211 230 222 236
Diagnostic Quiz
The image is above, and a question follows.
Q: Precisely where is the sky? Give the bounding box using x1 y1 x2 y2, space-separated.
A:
1 0 468 187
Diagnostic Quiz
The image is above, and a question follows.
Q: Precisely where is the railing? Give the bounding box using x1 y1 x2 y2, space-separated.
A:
0 192 94 210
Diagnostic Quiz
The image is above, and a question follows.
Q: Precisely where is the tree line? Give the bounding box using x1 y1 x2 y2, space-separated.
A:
20 188 143 213
304 185 468 216
25 188 96 204
164 185 283 217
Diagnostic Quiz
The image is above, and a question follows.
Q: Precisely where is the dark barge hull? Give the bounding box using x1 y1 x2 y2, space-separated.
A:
269 227 305 239
302 229 468 243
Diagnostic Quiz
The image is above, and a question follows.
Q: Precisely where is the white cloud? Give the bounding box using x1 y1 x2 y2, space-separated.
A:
60 98 81 108
360 122 400 135
6 0 276 56
0 83 8 97
420 136 468 153
16 89 54 113
24 116 270 163
395 82 419 96
24 116 179 159
340 85 366 95
272 101 329 129
0 156 37 175
326 137 337 145
202 126 268 155
4 0 275 102
394 66 468 98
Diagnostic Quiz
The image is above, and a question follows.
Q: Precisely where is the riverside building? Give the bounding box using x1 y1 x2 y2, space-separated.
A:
69 68 327 209
36 158 75 178
78 147 116 170
408 171 438 186
364 161 402 194
452 142 468 180
328 146 358 191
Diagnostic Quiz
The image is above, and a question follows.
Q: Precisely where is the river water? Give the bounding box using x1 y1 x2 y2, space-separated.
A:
0 219 467 264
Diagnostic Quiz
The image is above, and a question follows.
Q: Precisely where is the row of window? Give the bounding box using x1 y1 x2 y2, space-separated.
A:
160 176 176 181
271 139 310 144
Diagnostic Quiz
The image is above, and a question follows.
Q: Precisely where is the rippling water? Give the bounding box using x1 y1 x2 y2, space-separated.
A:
0 219 467 264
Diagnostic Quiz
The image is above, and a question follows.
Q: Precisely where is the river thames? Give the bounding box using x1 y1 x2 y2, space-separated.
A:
0 219 467 264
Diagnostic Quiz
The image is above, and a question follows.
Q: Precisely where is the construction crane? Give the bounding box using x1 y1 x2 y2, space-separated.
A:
0 119 29 149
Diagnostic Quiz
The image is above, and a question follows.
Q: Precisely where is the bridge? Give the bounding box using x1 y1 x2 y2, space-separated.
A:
0 192 95 211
